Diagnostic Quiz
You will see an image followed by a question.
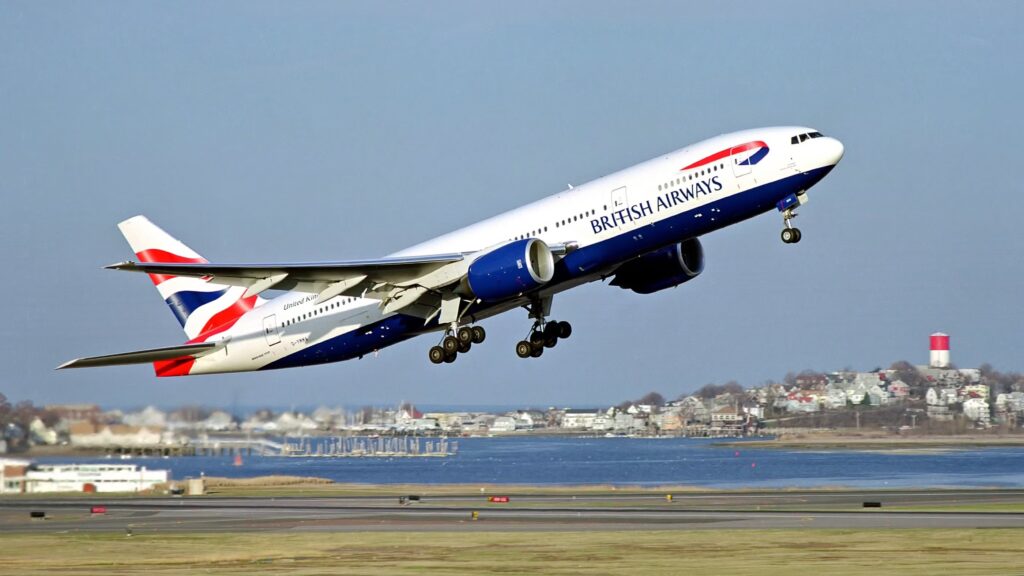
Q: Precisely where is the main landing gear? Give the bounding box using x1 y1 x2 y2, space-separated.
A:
515 319 572 359
428 324 486 365
514 297 571 359
780 208 802 244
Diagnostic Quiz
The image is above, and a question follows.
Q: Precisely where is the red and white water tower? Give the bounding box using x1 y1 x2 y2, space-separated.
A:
929 332 950 368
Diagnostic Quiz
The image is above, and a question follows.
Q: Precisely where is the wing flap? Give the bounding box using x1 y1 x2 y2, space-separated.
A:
57 342 219 369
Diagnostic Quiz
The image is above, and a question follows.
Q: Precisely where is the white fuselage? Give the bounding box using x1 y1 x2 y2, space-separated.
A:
187 126 843 374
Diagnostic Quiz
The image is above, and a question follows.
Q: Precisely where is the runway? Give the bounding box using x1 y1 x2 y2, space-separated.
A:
3 489 1024 532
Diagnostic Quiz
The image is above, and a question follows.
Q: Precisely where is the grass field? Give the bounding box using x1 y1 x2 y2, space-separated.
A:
2 529 1022 575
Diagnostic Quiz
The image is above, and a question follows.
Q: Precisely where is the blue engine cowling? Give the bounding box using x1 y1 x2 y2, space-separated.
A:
610 238 704 294
467 238 555 301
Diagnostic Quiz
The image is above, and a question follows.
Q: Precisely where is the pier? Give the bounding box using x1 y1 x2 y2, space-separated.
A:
282 436 457 458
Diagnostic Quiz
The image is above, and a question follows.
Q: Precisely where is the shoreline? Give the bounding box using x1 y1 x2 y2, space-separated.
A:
718 433 1024 450
13 430 1024 459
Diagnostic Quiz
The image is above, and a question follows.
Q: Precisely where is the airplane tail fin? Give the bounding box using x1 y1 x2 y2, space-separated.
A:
117 216 260 341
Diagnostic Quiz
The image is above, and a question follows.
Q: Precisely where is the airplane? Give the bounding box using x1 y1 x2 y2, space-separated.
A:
59 126 844 376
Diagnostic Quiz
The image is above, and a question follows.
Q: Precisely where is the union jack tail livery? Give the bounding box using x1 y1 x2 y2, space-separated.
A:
117 216 262 341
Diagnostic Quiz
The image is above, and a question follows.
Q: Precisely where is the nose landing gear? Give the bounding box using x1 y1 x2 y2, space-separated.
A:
780 208 802 244
778 192 808 244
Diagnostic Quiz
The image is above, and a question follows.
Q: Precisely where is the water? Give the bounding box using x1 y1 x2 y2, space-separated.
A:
38 437 1024 489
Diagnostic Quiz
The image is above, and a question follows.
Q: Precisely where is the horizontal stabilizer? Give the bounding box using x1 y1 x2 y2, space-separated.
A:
57 342 218 370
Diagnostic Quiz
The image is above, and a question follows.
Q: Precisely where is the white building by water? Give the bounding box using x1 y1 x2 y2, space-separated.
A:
23 463 168 493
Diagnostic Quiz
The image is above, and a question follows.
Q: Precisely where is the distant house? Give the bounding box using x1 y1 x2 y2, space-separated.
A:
45 404 101 423
785 396 820 413
612 412 646 434
123 406 167 428
201 411 237 432
867 384 888 406
844 383 867 405
0 457 30 494
657 410 684 433
517 410 547 430
427 412 472 432
28 418 57 445
591 413 614 431
962 398 990 425
999 392 1024 414
711 406 744 426
677 397 711 424
266 412 319 433
489 416 517 433
962 384 989 400
561 409 599 430
886 380 910 399
68 423 165 447
741 405 764 420
824 385 848 409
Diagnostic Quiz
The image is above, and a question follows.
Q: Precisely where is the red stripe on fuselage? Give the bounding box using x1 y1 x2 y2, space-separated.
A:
682 140 767 171
196 295 258 341
153 356 195 377
151 294 258 377
135 249 208 286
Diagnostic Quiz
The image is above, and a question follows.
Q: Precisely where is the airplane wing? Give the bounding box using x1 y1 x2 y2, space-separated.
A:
57 342 219 369
108 253 466 294
107 252 475 320
108 243 577 322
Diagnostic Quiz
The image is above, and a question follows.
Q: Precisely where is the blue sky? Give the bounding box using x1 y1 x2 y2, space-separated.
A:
2 1 1022 409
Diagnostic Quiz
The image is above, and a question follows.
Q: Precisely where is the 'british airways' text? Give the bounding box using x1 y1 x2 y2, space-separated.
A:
590 175 722 234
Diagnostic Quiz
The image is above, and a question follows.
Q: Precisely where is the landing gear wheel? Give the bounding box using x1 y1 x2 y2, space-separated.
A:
515 340 533 358
442 336 459 354
557 321 572 339
456 326 474 345
544 337 558 349
781 228 801 244
443 351 457 363
428 346 445 364
457 340 472 353
471 325 486 344
543 322 560 340
530 345 544 358
791 228 802 243
529 331 546 348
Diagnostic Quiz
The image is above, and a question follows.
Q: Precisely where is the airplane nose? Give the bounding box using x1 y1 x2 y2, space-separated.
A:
822 137 844 166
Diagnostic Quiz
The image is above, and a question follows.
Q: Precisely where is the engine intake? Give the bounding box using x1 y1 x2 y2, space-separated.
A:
610 238 704 294
467 238 555 301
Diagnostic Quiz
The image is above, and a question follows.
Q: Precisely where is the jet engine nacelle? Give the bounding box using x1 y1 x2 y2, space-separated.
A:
610 238 704 294
467 238 555 301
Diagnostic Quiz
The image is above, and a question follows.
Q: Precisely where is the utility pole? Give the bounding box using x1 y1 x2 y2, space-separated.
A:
911 414 917 429
855 410 860 430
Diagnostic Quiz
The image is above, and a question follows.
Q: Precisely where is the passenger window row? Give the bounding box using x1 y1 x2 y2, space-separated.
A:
510 208 599 242
659 162 725 192
284 297 358 327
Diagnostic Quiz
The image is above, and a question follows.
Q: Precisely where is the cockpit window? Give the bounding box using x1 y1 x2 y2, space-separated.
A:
792 131 825 145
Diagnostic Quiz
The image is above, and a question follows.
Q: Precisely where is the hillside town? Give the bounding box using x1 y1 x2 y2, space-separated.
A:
3 335 1023 456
